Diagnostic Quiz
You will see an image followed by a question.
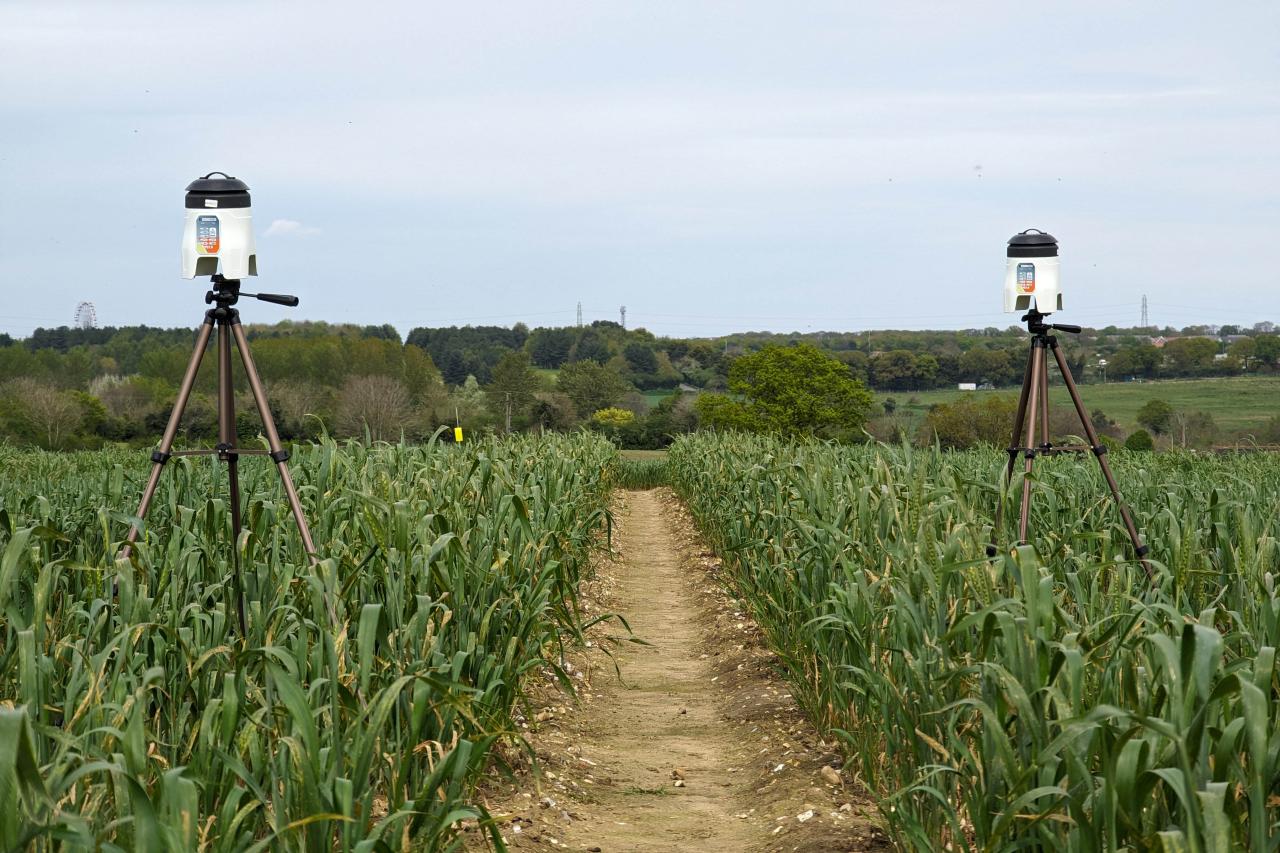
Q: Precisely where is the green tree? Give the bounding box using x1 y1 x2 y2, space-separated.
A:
1228 337 1257 370
623 343 658 375
869 350 939 391
485 350 538 431
917 394 1019 450
527 327 575 368
1163 337 1218 376
1254 334 1280 368
1136 398 1174 435
530 392 577 430
695 344 873 437
569 329 612 365
401 344 444 403
1107 344 1161 379
1124 429 1154 451
958 348 1019 386
557 361 629 418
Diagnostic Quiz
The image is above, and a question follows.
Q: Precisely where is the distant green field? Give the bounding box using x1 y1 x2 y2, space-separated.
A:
620 448 669 461
892 375 1280 436
641 389 678 407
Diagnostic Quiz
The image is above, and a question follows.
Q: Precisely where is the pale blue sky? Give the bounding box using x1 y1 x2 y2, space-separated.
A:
1 1 1276 338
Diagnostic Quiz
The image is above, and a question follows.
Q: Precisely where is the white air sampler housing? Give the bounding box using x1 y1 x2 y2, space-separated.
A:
181 172 258 280
1004 229 1060 314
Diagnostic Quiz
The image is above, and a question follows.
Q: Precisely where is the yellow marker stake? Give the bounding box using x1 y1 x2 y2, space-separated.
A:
454 426 464 443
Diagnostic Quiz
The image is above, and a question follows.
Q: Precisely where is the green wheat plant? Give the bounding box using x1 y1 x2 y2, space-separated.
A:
669 433 1280 850
0 432 616 851
613 456 669 490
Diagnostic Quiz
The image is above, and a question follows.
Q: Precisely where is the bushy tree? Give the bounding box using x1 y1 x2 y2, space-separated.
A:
869 350 939 391
591 407 635 428
527 327 575 368
1254 334 1280 368
958 348 1020 386
485 350 538 431
269 381 329 440
2 379 84 450
569 329 611 365
917 394 1019 450
1163 337 1218 376
696 344 873 438
1124 429 1155 451
530 392 578 431
1108 344 1161 379
557 361 628 418
1170 410 1218 449
1137 399 1174 435
336 375 412 441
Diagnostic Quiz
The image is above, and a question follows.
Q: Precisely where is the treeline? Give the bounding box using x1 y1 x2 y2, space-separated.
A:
3 317 1279 452
404 321 724 389
0 321 705 451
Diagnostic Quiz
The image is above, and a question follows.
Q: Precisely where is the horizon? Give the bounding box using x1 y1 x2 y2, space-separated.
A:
11 314 1277 346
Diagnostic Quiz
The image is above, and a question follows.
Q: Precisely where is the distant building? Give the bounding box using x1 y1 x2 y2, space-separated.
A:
1151 336 1169 348
958 382 977 391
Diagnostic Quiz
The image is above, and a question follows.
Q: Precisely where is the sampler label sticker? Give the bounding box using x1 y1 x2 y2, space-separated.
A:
1017 262 1036 294
196 215 220 254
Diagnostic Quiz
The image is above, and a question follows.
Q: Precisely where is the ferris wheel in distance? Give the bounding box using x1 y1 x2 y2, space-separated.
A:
74 301 98 330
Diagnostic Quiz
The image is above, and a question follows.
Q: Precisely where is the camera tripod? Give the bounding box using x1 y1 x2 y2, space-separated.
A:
120 276 318 630
988 310 1151 578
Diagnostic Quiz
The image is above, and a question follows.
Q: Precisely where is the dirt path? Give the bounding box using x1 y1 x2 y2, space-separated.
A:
474 489 887 852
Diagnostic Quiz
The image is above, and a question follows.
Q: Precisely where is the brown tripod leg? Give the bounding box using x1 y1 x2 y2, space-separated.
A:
990 343 1037 555
1048 341 1153 578
1018 342 1046 546
121 318 215 558
228 320 318 560
216 321 249 635
1038 346 1052 450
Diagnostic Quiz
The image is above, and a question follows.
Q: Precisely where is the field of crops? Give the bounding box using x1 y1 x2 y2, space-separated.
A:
670 433 1280 850
0 434 615 851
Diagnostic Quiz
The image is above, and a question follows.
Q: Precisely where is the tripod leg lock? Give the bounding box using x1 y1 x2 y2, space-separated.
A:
1092 444 1108 456
151 450 172 465
1024 449 1038 460
269 449 290 463
1136 544 1150 557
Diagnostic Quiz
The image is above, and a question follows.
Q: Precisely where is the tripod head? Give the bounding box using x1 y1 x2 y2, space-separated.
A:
1022 309 1080 338
206 274 300 309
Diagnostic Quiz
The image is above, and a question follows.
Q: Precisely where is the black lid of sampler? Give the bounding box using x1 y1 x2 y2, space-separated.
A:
185 172 251 209
1007 229 1058 258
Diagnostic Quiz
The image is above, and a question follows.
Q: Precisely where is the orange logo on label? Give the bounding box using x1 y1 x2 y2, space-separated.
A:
1016 262 1035 294
196 215 220 255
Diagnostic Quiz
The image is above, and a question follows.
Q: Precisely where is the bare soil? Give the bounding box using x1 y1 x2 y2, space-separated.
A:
470 489 889 852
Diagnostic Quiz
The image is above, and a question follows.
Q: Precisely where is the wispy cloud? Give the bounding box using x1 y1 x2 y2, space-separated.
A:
263 219 321 238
